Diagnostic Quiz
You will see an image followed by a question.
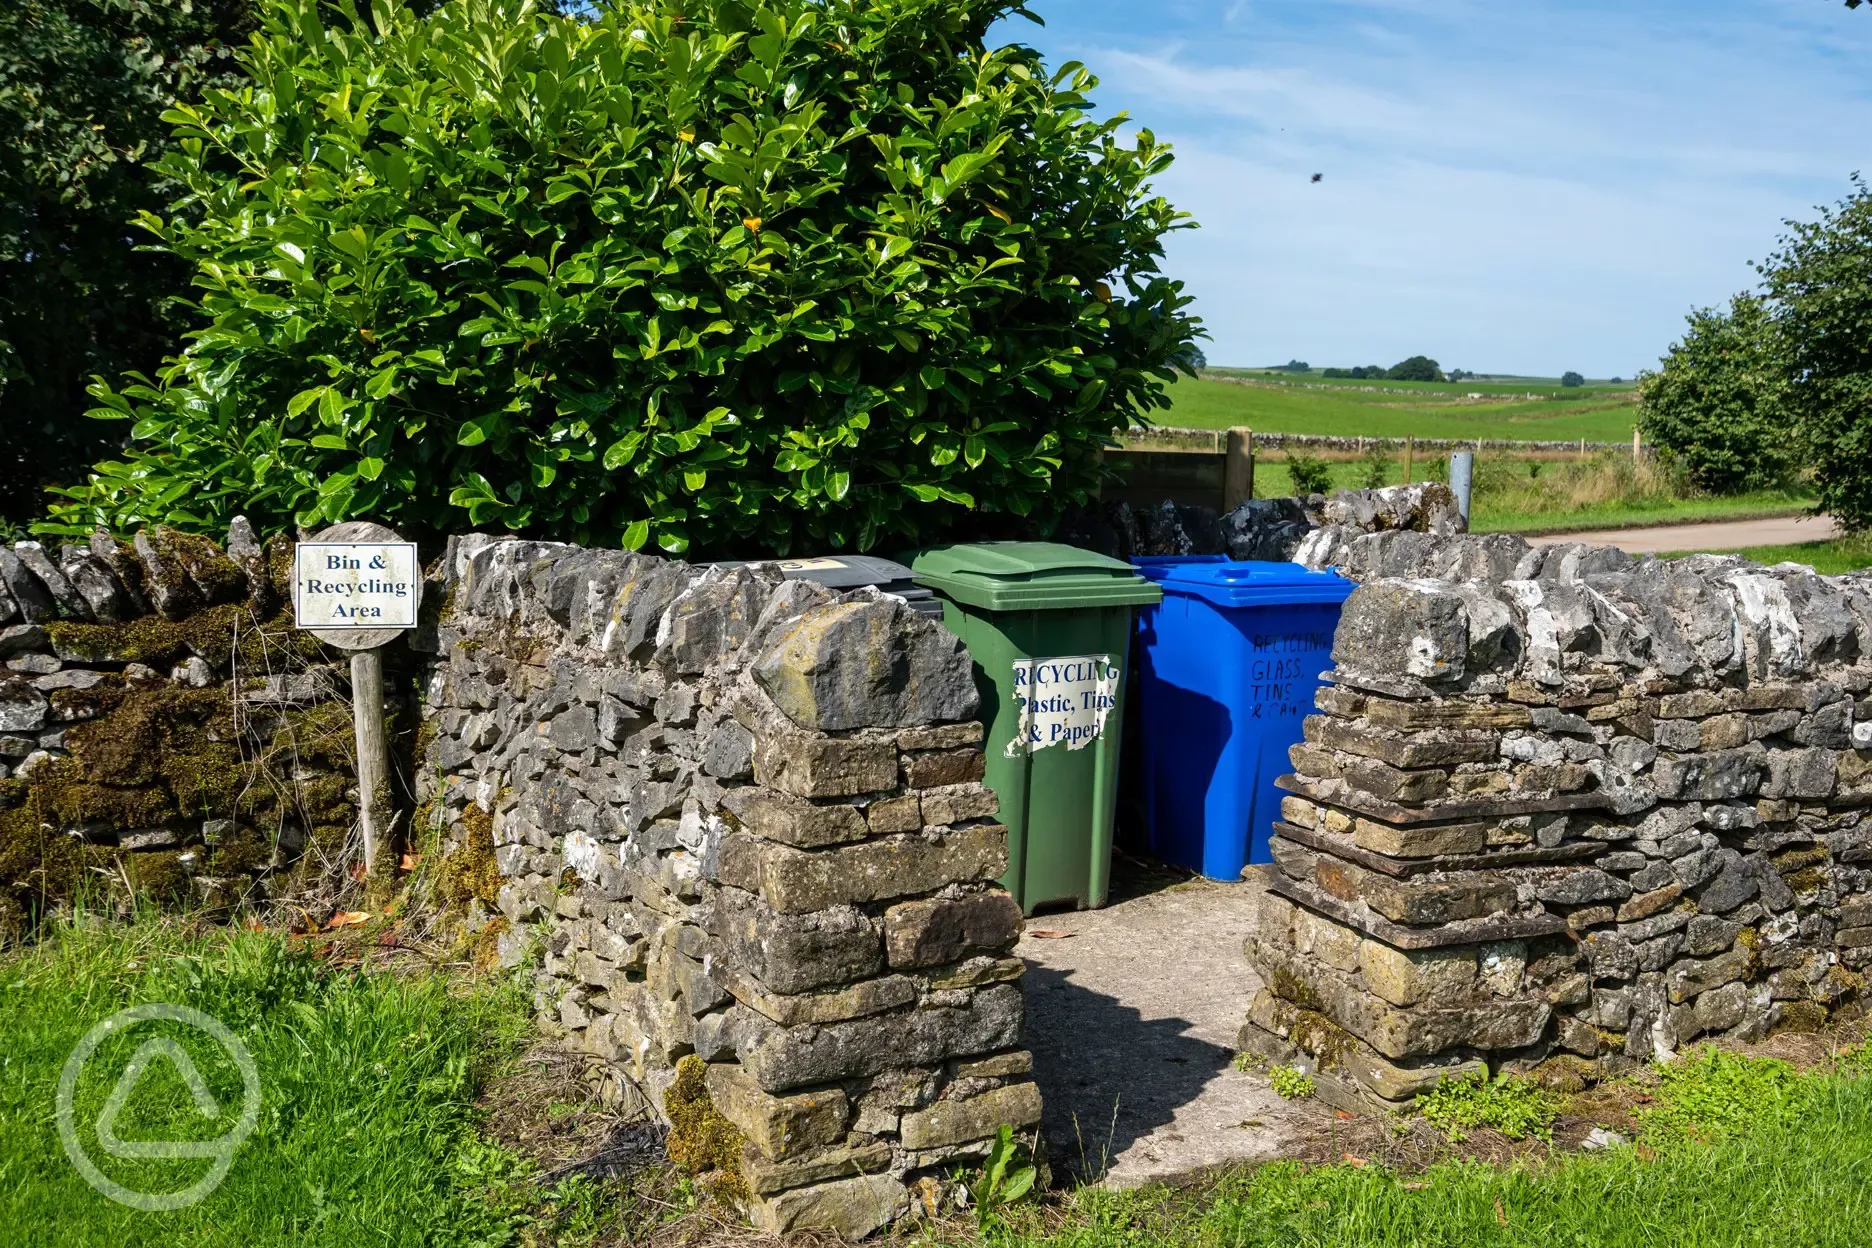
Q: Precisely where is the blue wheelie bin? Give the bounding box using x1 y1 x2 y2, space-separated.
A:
1129 557 1354 879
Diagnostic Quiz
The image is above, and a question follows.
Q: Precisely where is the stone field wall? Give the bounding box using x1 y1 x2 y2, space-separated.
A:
1240 524 1872 1112
1057 482 1464 564
415 535 1038 1238
0 526 360 934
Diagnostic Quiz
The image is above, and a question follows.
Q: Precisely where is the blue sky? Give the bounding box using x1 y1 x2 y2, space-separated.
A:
997 0 1872 377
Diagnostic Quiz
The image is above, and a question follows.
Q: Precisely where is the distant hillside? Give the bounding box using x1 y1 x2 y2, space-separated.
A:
1157 372 1639 441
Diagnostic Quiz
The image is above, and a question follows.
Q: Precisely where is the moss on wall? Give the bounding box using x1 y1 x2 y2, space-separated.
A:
45 602 324 674
4 604 361 930
436 803 502 912
664 1055 748 1204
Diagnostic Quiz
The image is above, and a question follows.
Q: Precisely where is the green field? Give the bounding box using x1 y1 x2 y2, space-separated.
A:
1666 536 1872 576
1158 374 1641 442
1235 453 1812 537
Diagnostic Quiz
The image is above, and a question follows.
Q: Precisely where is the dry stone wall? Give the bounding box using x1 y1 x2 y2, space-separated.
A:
1056 482 1464 563
1240 524 1872 1112
0 525 357 934
417 536 1038 1239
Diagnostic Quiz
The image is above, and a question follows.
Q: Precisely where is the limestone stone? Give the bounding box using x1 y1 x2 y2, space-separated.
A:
1337 755 1450 805
748 1173 905 1240
718 826 1008 914
753 731 900 798
897 722 985 750
919 782 1000 827
739 984 1024 1091
10 545 80 620
956 1050 1034 1079
885 892 1022 968
1333 580 1470 682
718 966 918 1027
1666 947 1752 1004
899 1082 1042 1150
657 567 767 674
131 531 201 620
59 549 131 622
0 624 46 659
1652 746 1767 801
1305 715 1500 768
719 787 870 848
743 1141 895 1196
704 1062 849 1161
752 597 978 730
1683 915 1741 956
1696 861 1759 914
1242 991 1488 1102
1352 816 1487 858
1761 747 1837 801
1689 979 1749 1034
925 957 1026 990
0 682 49 733
0 550 53 623
1531 869 1633 906
1617 883 1684 922
1250 942 1548 1059
1360 697 1532 731
713 888 884 994
903 748 985 789
1356 941 1478 1008
865 794 923 834
701 719 755 779
1582 932 1638 981
1313 858 1514 925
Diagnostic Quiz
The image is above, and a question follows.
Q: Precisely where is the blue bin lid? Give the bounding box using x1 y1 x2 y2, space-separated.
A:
1132 557 1354 608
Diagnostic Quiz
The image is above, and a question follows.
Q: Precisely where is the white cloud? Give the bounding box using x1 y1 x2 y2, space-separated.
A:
1010 0 1872 373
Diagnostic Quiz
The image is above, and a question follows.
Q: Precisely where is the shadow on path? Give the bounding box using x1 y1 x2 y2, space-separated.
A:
1018 869 1321 1186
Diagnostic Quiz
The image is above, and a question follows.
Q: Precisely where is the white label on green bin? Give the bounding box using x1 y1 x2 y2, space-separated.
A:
1006 654 1120 756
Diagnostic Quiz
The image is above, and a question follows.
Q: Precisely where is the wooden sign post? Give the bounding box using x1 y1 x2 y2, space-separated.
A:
291 521 420 877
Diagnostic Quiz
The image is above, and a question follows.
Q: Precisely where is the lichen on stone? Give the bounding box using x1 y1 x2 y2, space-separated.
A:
1288 1008 1356 1072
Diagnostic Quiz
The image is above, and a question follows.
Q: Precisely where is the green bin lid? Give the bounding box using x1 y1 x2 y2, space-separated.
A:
908 541 1163 612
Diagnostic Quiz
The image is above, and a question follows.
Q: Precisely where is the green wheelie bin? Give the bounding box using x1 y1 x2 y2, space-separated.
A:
909 543 1161 913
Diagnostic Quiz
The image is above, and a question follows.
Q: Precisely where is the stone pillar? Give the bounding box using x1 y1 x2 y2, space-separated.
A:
1242 568 1872 1109
419 539 1041 1240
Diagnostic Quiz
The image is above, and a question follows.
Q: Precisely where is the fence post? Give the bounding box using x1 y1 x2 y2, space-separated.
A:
1403 436 1414 484
1632 427 1641 464
1450 451 1474 530
1224 427 1255 510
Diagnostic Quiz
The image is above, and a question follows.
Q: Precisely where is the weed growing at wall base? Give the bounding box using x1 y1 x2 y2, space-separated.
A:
942 1040 1872 1248
1417 1072 1560 1143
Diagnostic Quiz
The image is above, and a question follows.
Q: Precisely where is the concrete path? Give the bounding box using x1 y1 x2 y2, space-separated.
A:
1017 869 1321 1187
1527 513 1836 554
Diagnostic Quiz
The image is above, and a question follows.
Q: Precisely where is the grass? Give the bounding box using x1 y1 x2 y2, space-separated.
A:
1232 449 1815 536
1208 368 1634 397
1266 1065 1317 1101
936 1043 1872 1248
0 908 667 1247
1481 493 1816 537
10 909 1872 1248
1418 1074 1561 1143
1668 536 1872 575
1159 374 1640 442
